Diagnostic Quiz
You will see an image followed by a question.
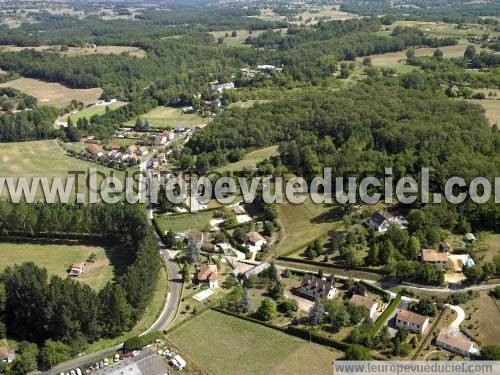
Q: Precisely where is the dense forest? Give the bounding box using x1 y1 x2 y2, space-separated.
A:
0 203 162 372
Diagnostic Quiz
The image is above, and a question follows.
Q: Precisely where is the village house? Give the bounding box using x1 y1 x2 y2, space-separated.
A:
86 144 104 157
246 231 266 247
350 294 378 319
127 145 137 154
156 153 166 164
395 310 429 334
187 231 204 248
465 233 477 242
0 348 16 363
197 264 218 289
232 205 246 215
69 263 85 277
210 82 235 93
435 328 479 357
421 249 449 270
367 211 393 232
294 274 337 301
107 149 122 161
137 146 148 156
242 262 270 281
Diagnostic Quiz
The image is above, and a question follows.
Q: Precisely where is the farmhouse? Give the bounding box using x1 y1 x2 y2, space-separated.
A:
421 249 449 270
367 211 393 232
197 264 218 289
435 328 479 357
294 274 337 301
395 310 429 334
0 348 15 363
350 294 378 319
86 144 104 157
69 263 85 277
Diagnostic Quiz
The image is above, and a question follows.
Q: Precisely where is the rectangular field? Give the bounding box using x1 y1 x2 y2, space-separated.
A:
0 77 102 108
125 106 205 129
168 309 341 375
0 242 115 290
63 102 127 122
0 45 145 58
154 211 213 233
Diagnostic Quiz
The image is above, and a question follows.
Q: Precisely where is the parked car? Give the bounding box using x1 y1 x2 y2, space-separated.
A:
114 353 120 362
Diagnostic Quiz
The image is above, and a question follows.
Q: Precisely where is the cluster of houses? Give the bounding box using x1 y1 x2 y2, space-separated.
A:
210 82 235 93
367 210 408 232
86 143 149 164
154 130 175 146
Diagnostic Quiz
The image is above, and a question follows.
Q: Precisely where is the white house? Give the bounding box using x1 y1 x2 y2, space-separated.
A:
294 274 337 301
197 264 218 289
421 249 449 270
395 310 429 334
367 211 393 232
435 328 480 357
210 82 235 93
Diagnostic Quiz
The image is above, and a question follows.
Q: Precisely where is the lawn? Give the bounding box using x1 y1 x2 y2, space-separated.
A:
125 106 205 129
154 211 214 233
461 292 500 346
168 309 341 375
0 140 124 200
216 145 279 173
276 197 343 256
63 102 127 122
0 241 117 290
0 77 102 108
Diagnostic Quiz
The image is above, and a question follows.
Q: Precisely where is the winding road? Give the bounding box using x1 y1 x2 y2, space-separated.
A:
38 157 182 375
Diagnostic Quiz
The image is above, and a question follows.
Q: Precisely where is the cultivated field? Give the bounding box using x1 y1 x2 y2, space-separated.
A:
126 106 205 129
0 77 102 108
154 211 213 233
291 5 358 24
466 99 500 127
276 197 342 256
168 309 341 375
62 101 127 123
216 145 279 173
383 20 498 38
0 140 124 199
461 292 500 346
0 242 114 290
0 45 146 58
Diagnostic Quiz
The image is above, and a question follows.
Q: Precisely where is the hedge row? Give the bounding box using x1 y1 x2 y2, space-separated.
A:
123 331 163 351
359 280 391 301
371 294 401 335
277 256 386 275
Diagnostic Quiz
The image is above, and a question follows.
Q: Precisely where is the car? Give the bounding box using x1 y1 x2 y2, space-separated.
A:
70 370 76 375
99 360 104 367
114 353 120 362
132 351 139 357
76 368 83 375
103 358 109 366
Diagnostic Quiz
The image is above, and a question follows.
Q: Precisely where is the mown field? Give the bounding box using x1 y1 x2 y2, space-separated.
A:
276 197 342 256
154 211 213 233
0 242 115 290
0 77 102 108
216 145 279 173
210 30 267 48
125 106 205 128
62 101 127 122
383 20 498 38
168 309 341 375
0 140 124 199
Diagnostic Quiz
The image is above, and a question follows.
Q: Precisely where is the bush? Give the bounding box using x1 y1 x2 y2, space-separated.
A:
123 332 162 351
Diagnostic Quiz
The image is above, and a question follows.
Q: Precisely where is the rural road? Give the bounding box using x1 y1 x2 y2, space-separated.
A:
37 158 182 375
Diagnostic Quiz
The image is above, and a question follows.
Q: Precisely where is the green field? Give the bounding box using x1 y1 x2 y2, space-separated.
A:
63 102 127 122
276 197 342 256
0 77 102 108
154 210 213 233
168 309 341 375
466 98 500 127
125 106 205 129
0 242 116 290
0 140 124 199
216 145 279 173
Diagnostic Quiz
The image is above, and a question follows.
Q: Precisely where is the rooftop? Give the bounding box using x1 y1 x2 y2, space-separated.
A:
350 294 377 310
396 309 429 326
421 249 449 262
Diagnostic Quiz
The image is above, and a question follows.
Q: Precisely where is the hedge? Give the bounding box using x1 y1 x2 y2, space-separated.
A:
359 280 391 301
277 256 386 275
371 294 401 335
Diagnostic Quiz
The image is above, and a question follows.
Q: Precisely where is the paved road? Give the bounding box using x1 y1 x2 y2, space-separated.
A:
38 158 181 375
